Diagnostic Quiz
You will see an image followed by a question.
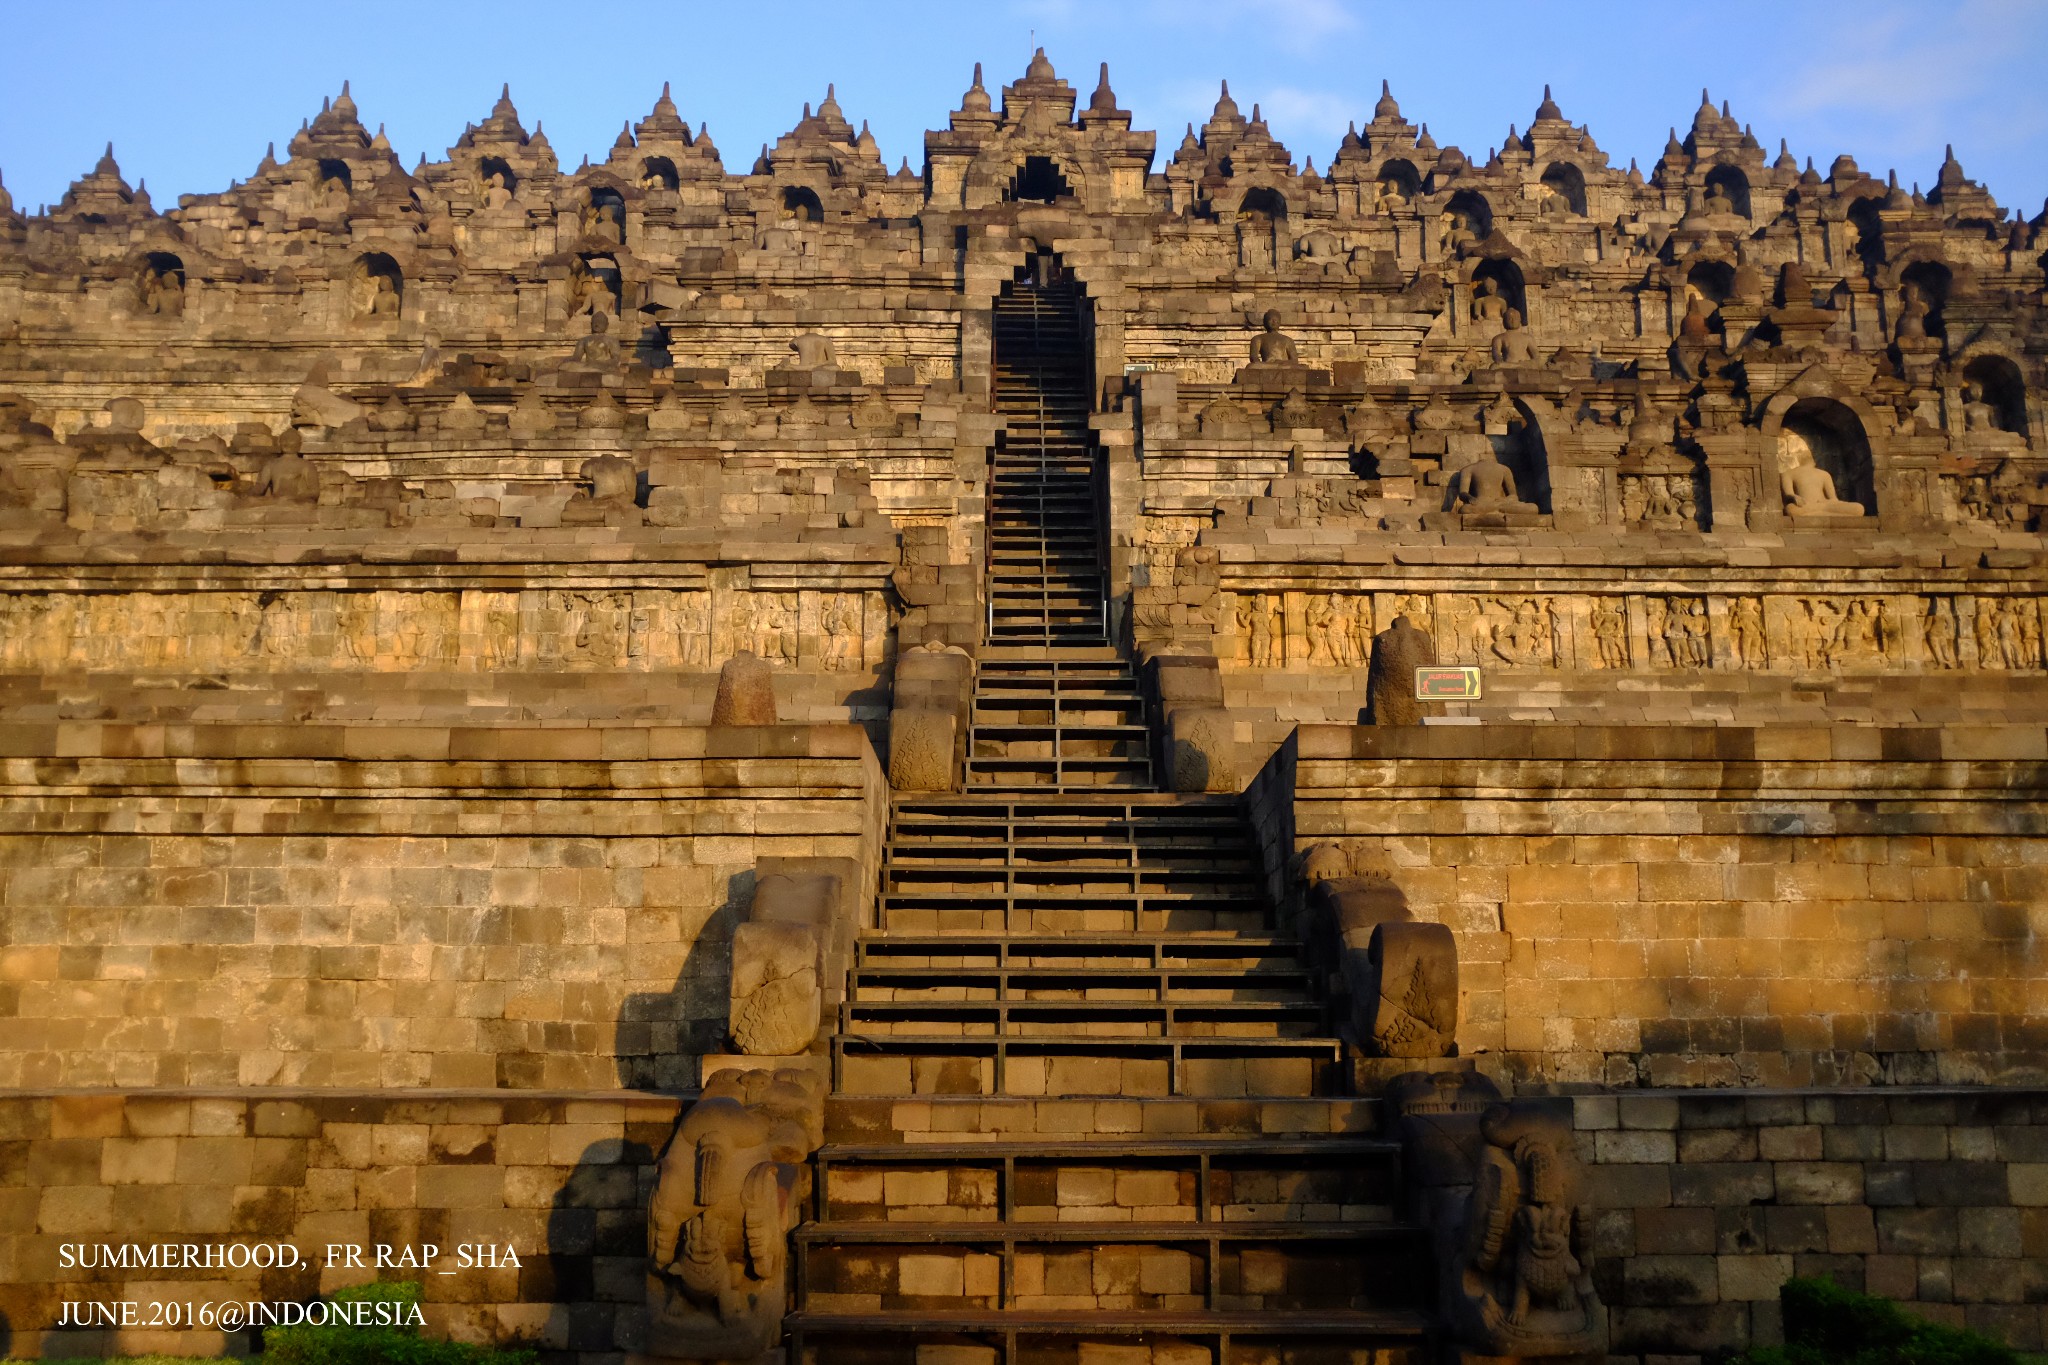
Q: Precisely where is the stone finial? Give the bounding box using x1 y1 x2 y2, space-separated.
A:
1690 87 1717 136
1025 45 1055 81
1089 61 1117 112
960 61 992 115
1375 79 1399 120
1534 83 1563 123
1212 79 1240 123
712 652 778 725
613 121 635 151
1938 142 1966 188
818 83 843 121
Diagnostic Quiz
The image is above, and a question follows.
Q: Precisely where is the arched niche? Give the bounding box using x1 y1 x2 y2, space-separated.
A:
1685 260 1736 306
573 254 623 317
316 159 353 202
1899 260 1953 343
1505 398 1555 511
583 185 627 239
1445 188 1493 241
780 185 823 223
1702 165 1751 218
137 251 186 316
478 157 518 208
1961 354 2029 438
1006 156 1073 204
1375 159 1421 209
1847 196 1886 267
1472 257 1527 324
1235 187 1287 270
1540 162 1586 216
1776 397 1876 514
639 157 680 192
1237 187 1288 221
349 252 403 321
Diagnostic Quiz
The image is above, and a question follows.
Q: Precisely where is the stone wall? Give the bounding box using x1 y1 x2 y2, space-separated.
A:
0 1087 681 1363
1270 723 2048 1088
1580 1087 2048 1361
0 720 887 1092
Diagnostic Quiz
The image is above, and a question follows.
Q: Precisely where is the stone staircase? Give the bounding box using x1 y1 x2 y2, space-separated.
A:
784 270 1433 1364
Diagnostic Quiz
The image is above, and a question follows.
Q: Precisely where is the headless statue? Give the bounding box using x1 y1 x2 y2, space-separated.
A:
1779 432 1864 518
1490 309 1536 365
1450 451 1530 510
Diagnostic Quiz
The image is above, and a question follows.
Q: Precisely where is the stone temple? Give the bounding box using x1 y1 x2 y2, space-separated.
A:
0 53 2044 1365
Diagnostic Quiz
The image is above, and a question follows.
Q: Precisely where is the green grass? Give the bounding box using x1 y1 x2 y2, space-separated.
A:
1736 1277 2024 1365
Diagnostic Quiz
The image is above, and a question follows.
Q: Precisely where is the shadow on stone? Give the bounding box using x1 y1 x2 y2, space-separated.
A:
615 870 752 1091
544 1134 662 1359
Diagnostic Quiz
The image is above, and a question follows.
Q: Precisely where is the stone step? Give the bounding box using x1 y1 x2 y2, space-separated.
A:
967 646 1129 665
854 935 1298 969
841 997 1328 1039
981 634 1115 650
969 715 1148 737
825 1094 1384 1144
962 772 1156 793
968 691 1143 710
812 1149 1401 1224
792 1220 1430 1318
884 864 1258 891
785 1308 1430 1365
883 838 1247 868
848 965 1314 1003
875 899 1266 937
887 812 1231 837
987 585 1105 601
832 1036 1345 1098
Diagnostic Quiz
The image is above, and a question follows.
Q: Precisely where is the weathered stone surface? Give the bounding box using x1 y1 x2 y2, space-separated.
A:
1365 616 1441 726
712 651 779 725
1360 920 1458 1058
1166 704 1236 792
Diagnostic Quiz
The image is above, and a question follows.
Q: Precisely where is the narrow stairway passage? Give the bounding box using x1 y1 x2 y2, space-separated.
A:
787 266 1433 1365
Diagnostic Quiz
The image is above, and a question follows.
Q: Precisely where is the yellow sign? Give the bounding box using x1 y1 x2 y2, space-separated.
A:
1414 666 1482 700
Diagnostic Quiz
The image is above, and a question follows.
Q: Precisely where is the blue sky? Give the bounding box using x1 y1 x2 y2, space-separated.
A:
2 0 2043 216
